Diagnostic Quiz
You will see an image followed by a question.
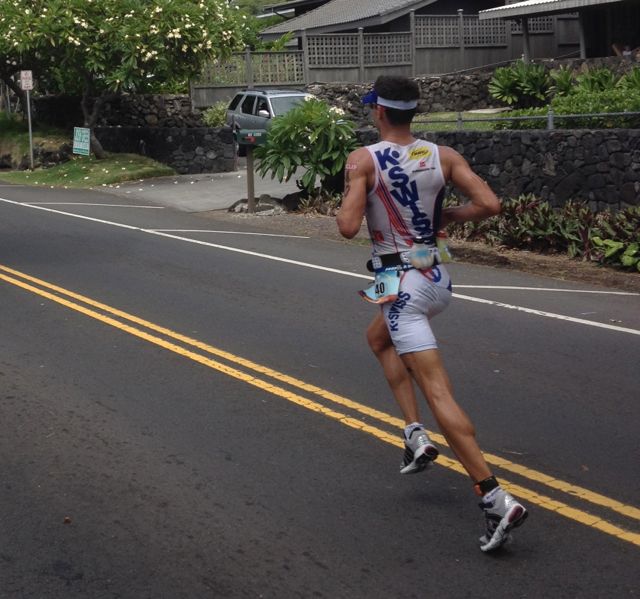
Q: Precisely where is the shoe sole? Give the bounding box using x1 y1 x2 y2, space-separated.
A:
480 506 528 552
400 444 439 475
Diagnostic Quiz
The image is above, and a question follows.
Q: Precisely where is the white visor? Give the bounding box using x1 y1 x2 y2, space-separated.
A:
377 96 418 110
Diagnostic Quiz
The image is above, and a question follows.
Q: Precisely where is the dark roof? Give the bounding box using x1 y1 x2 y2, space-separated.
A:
261 0 439 39
480 0 627 19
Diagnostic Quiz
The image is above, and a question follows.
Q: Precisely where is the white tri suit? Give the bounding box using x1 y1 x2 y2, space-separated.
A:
362 139 452 355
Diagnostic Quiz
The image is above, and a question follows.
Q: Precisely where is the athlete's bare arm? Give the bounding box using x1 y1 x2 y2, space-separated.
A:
438 146 501 228
336 148 374 239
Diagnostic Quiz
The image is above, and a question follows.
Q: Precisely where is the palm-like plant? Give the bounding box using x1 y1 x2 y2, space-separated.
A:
515 61 551 107
576 67 619 93
488 66 520 106
549 66 574 97
489 60 551 108
616 67 640 92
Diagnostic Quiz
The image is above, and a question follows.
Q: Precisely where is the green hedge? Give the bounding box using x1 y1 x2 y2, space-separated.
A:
489 64 640 129
494 88 640 129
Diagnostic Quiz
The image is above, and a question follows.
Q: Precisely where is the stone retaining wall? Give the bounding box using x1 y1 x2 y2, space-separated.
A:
309 56 640 125
95 126 235 174
307 73 497 126
34 94 205 129
356 128 640 210
99 95 204 128
92 125 639 208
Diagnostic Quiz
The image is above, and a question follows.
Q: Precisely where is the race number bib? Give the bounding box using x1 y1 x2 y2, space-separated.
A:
359 269 402 304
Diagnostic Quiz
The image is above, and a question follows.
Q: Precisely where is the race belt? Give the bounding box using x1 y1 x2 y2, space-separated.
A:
366 252 412 272
366 248 439 273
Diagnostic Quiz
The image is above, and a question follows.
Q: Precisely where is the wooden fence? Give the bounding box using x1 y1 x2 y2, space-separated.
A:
191 13 579 107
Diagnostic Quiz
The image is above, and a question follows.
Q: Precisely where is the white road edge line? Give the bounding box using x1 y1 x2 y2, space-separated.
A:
2 197 638 337
150 229 310 239
454 293 640 336
455 285 638 296
26 202 165 209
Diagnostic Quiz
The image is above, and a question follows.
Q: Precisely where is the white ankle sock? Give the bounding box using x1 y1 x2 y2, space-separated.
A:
482 486 502 503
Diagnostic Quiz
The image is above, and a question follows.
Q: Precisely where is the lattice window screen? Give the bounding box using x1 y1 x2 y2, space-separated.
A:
511 17 555 34
364 33 411 65
251 52 304 84
196 55 246 86
308 34 359 66
415 15 459 47
416 15 507 47
464 16 507 46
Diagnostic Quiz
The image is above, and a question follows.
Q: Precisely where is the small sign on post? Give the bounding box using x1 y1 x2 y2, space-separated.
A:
73 127 91 156
20 70 34 170
20 70 33 91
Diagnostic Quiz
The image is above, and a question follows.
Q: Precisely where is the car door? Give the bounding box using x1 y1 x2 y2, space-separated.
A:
238 94 262 129
253 97 272 129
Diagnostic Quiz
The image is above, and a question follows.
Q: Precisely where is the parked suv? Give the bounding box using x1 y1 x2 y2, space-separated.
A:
226 89 313 131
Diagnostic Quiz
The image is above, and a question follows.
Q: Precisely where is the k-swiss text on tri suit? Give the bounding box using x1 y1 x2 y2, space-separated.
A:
365 139 453 353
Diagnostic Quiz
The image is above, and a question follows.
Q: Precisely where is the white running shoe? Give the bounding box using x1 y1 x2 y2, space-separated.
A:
399 428 439 474
479 488 528 552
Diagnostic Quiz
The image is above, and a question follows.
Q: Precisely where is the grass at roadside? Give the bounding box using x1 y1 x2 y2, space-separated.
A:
413 111 502 132
1 112 174 187
0 112 69 157
0 153 175 188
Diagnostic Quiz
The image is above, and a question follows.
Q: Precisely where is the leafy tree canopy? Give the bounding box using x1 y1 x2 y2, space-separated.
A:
1 0 249 155
0 0 248 95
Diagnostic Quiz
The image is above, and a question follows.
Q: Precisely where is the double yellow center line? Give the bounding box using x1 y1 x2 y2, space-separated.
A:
1 263 638 548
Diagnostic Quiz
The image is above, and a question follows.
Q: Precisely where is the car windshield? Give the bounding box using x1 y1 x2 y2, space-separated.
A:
270 95 309 117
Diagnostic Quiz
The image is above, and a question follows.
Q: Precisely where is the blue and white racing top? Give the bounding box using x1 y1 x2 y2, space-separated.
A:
365 138 451 289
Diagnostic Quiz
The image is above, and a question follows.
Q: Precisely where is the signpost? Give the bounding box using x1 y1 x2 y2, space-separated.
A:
19 71 34 170
73 127 91 156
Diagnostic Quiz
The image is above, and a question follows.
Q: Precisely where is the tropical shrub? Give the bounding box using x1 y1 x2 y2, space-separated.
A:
488 65 521 106
493 87 640 129
201 101 229 127
254 98 358 196
445 197 640 271
549 65 575 97
617 67 640 92
515 61 551 107
592 238 640 271
488 60 551 108
551 87 640 128
558 200 602 259
492 195 564 251
591 206 640 270
575 67 619 93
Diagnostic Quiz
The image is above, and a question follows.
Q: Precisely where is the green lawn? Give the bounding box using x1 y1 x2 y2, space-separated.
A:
0 112 69 158
0 112 174 187
0 153 175 188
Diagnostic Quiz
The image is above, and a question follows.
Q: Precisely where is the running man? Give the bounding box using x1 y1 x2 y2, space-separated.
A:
336 75 528 552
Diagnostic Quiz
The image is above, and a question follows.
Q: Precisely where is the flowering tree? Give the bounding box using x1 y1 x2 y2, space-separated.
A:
0 0 247 157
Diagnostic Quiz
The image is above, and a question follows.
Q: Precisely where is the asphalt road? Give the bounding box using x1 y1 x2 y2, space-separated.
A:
1 185 639 599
